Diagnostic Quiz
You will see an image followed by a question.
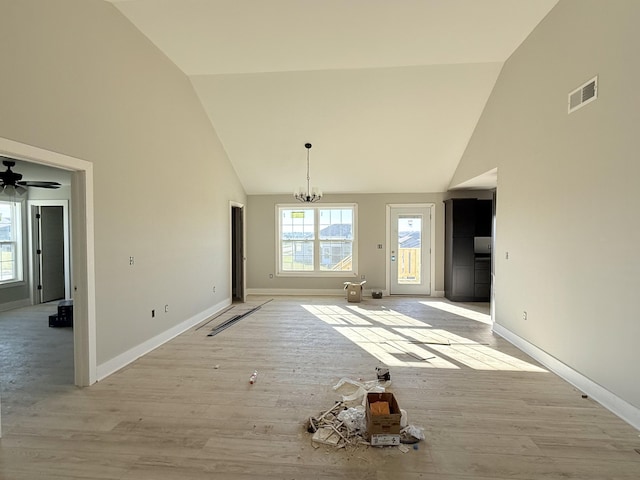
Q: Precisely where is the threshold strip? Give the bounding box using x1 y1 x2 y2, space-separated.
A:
195 305 236 331
207 299 273 337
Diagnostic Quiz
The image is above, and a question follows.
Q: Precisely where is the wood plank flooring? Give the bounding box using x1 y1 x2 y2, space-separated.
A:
1 296 639 479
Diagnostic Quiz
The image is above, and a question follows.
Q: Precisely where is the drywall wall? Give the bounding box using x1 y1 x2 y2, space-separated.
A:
247 193 448 294
0 1 245 365
451 0 640 411
26 186 72 202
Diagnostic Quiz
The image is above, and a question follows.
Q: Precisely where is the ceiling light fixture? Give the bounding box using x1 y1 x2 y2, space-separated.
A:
294 143 322 203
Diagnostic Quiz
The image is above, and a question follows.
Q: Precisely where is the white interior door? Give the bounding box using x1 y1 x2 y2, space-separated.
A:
389 205 432 295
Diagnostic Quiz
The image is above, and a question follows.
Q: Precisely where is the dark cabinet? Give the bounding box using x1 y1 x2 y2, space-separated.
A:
475 200 493 237
444 198 492 302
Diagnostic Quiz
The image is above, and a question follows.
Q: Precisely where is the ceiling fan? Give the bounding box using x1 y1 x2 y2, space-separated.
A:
0 156 61 195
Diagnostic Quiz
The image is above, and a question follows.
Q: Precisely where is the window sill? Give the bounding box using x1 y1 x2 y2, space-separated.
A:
0 280 26 290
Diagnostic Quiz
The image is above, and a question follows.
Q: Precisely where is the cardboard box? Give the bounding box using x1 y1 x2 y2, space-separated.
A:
344 281 366 303
366 392 401 442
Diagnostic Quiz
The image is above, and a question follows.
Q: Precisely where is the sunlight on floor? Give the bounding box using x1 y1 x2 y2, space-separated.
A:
346 305 431 327
421 301 492 325
302 304 372 326
302 304 546 372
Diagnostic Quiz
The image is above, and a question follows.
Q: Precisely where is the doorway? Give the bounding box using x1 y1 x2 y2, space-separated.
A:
0 136 96 438
387 204 434 295
231 202 245 303
29 201 71 304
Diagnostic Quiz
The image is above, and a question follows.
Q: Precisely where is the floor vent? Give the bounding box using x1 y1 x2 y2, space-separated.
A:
568 76 598 113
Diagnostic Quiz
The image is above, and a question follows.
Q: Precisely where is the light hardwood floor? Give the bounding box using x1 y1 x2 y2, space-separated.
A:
1 296 639 479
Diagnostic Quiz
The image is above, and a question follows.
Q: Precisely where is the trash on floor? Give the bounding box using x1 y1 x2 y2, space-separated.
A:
307 371 424 452
332 376 390 407
375 366 391 381
400 424 425 444
366 392 401 445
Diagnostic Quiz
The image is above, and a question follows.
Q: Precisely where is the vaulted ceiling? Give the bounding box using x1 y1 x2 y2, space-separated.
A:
107 0 558 195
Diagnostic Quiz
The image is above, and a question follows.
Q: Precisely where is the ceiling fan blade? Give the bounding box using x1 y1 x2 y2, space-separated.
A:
17 181 61 189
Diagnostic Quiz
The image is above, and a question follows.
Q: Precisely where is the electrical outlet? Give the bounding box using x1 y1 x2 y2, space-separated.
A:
129 256 135 266
505 252 509 260
213 286 216 293
360 274 366 280
377 244 383 249
269 273 274 279
523 311 527 321
164 304 169 313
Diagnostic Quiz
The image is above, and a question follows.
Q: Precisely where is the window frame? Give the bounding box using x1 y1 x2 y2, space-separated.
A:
276 203 358 277
0 198 25 286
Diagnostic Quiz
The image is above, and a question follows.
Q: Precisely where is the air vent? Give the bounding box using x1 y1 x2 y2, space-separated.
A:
568 76 598 113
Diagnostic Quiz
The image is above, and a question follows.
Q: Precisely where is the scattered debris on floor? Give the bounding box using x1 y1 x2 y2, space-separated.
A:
305 370 425 452
375 366 390 381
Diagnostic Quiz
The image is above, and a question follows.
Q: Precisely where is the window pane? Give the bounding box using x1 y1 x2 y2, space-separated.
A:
319 208 352 240
0 243 15 280
319 241 352 271
397 215 422 284
281 240 314 271
0 203 13 241
278 204 356 275
0 201 18 282
281 209 315 240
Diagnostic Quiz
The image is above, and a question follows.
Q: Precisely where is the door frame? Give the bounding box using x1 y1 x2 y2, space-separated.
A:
385 203 435 295
230 201 246 303
28 200 71 304
0 138 96 389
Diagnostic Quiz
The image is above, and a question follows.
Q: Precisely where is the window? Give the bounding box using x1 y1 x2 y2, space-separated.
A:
277 204 357 276
0 200 23 283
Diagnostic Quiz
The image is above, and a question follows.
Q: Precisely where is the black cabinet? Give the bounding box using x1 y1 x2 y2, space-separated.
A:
475 200 493 237
444 198 492 302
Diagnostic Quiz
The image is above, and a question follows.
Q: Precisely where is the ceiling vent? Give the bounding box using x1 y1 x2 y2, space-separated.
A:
568 76 598 114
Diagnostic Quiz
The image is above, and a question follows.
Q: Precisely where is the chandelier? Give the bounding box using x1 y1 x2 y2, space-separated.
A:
294 142 322 203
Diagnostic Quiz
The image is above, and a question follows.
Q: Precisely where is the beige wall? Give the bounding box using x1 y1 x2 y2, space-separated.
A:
0 0 246 365
248 192 474 295
451 0 640 410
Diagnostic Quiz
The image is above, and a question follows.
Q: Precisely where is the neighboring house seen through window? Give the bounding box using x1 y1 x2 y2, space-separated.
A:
277 204 357 276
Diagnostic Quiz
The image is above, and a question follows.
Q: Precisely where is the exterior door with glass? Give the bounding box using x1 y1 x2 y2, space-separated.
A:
389 205 432 295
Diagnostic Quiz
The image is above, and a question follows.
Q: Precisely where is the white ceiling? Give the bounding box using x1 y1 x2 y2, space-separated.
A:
108 0 558 194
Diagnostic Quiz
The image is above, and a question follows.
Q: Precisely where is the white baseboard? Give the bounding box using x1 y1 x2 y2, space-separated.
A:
493 323 640 431
96 299 231 381
247 288 346 296
0 298 31 312
247 288 446 298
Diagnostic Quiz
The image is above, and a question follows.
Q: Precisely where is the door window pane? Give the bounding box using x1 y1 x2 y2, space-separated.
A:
397 215 421 285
